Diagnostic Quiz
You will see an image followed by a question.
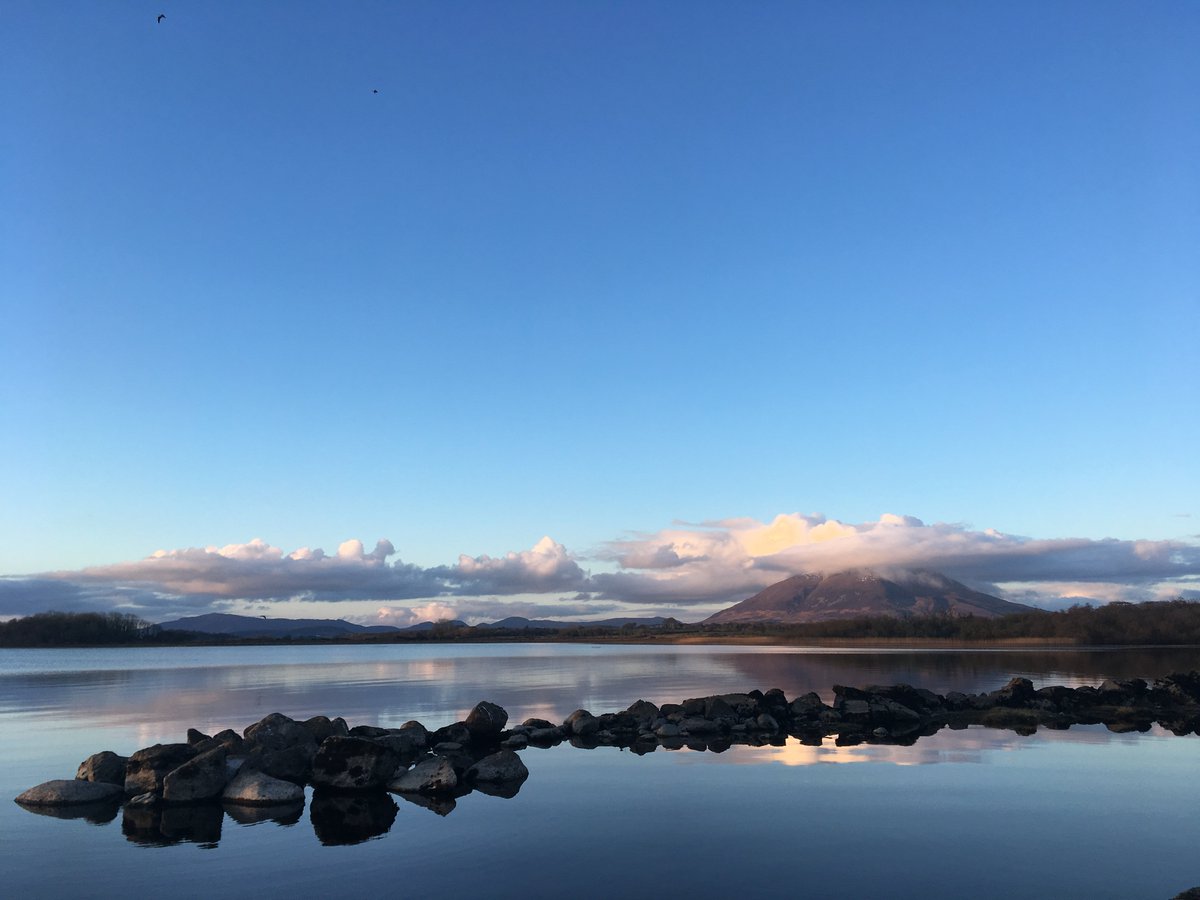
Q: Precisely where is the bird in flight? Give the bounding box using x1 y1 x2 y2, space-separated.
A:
372 89 380 94
157 14 165 23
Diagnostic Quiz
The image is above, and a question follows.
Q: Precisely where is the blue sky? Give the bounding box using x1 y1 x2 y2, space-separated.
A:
2 2 1197 623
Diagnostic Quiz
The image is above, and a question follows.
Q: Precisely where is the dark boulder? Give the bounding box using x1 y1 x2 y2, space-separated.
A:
563 709 599 738
311 736 400 791
430 722 473 746
465 701 509 740
76 750 127 785
124 743 198 797
244 713 318 754
240 742 316 785
301 715 342 743
163 746 229 803
467 749 529 784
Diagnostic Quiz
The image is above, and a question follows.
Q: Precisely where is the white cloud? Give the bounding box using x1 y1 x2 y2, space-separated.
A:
3 512 1197 621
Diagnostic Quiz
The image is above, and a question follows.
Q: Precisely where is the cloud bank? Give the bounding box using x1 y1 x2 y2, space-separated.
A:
1 513 1197 623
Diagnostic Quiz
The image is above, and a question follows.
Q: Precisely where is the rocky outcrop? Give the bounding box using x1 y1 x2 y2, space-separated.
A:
16 671 1200 846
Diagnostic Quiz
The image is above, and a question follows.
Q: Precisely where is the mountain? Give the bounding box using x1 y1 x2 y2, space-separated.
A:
153 613 667 637
154 613 402 639
704 569 1036 625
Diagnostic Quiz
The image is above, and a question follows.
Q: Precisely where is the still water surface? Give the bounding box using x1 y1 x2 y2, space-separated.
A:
2 643 1198 898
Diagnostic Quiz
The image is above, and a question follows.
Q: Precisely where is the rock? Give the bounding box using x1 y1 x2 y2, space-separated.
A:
467 749 529 784
371 731 427 758
348 724 391 738
429 722 472 745
76 750 128 785
301 716 340 743
388 756 458 795
222 769 305 806
993 677 1036 708
655 723 681 738
163 746 229 803
704 697 740 722
126 791 158 807
244 713 318 753
16 779 123 806
311 736 400 791
194 729 245 755
755 713 781 732
679 716 719 734
563 709 599 738
125 743 198 797
501 733 529 749
186 728 211 745
625 699 660 725
527 726 565 745
465 701 509 739
240 742 316 785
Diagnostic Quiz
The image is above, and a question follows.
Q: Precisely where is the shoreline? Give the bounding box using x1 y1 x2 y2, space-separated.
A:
5 635 1200 651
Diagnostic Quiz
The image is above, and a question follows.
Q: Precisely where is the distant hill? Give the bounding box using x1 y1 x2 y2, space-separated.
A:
154 612 668 637
479 616 669 631
704 570 1035 625
155 613 403 639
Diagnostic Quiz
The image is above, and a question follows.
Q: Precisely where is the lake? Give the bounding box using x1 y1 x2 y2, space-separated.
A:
2 643 1198 899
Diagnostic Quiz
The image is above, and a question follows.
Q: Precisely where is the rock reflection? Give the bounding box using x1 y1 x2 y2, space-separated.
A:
397 792 456 817
16 797 120 825
309 791 398 846
222 800 304 827
122 803 222 847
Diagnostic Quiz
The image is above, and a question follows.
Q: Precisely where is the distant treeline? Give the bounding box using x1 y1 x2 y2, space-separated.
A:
3 599 1200 647
711 599 1200 645
0 611 157 647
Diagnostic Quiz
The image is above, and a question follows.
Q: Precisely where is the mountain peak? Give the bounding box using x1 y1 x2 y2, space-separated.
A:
704 569 1034 625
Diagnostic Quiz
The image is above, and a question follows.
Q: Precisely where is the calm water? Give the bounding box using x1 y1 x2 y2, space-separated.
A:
2 643 1198 899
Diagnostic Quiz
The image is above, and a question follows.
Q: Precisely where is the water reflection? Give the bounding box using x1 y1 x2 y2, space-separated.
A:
4 645 1198 741
20 722 1193 849
310 792 397 845
122 803 223 847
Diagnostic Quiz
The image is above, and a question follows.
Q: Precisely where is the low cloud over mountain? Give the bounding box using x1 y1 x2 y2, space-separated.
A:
1 512 1196 623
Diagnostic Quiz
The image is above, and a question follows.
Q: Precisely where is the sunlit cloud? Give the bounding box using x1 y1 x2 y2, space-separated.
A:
593 513 1200 606
1 512 1197 621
